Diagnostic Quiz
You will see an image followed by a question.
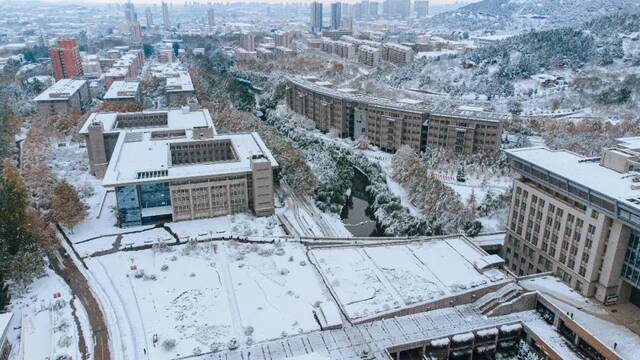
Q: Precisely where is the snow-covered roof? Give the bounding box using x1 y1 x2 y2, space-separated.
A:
383 42 413 52
103 66 128 77
308 236 509 322
520 275 640 360
102 131 279 186
616 136 640 152
79 108 214 135
288 76 508 122
147 62 185 79
33 79 87 102
166 71 194 93
103 80 139 100
505 147 640 214
470 232 505 248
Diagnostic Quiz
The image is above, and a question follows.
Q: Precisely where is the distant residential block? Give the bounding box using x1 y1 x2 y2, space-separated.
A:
165 71 195 106
49 38 83 81
357 45 380 66
103 80 141 104
34 79 91 115
381 42 414 64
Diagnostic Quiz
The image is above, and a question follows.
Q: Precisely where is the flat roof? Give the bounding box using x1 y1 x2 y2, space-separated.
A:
520 275 640 360
103 80 140 100
471 231 506 248
384 42 413 51
103 131 279 186
288 76 508 122
103 66 128 77
308 237 508 322
33 79 86 101
79 108 214 135
147 62 185 79
505 146 640 211
616 136 640 152
166 71 194 93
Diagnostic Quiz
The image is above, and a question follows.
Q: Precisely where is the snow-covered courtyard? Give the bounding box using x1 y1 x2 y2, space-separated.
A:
84 240 335 359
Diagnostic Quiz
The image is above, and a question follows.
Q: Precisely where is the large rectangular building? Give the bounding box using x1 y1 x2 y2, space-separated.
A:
357 45 380 66
286 77 503 154
49 38 83 81
504 141 640 307
79 108 278 227
33 79 91 115
165 71 195 106
79 107 215 178
381 42 414 64
103 80 141 104
310 1 323 34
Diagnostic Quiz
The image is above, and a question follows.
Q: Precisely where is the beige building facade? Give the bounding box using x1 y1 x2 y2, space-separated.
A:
34 79 91 115
286 77 503 154
381 42 414 64
504 144 640 307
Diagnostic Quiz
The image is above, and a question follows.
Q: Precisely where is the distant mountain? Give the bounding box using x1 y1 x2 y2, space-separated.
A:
427 0 640 32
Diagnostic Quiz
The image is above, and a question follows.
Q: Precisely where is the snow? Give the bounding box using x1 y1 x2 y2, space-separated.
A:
506 146 640 212
551 301 640 359
0 313 11 339
524 317 581 360
416 50 459 59
519 276 595 308
316 302 342 329
520 275 640 358
70 190 286 256
78 108 215 135
357 149 421 217
476 327 498 337
103 131 278 186
451 332 474 343
500 323 522 333
309 238 507 320
430 338 450 347
85 240 334 359
33 78 87 101
13 267 90 360
288 353 332 360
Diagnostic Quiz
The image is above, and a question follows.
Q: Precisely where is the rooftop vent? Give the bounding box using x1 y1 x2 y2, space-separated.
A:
136 169 168 179
124 132 143 143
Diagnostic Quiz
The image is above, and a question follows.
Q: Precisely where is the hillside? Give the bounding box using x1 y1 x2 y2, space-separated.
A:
427 0 639 32
373 11 640 121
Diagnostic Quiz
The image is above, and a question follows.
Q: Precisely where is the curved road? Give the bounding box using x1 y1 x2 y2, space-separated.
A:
54 229 112 360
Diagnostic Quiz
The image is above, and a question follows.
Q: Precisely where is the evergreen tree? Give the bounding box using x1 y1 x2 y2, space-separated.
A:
467 189 478 220
0 271 9 312
172 42 180 57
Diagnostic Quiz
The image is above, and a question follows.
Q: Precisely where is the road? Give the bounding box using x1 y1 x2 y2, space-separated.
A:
50 244 112 360
279 181 346 238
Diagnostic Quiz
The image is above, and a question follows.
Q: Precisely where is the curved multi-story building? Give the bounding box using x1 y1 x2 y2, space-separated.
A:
286 77 505 154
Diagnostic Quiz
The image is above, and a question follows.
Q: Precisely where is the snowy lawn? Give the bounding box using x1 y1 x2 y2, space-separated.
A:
85 240 334 359
309 238 507 320
11 267 91 360
70 189 287 256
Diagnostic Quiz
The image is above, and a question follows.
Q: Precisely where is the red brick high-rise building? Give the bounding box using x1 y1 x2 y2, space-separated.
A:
49 39 83 81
